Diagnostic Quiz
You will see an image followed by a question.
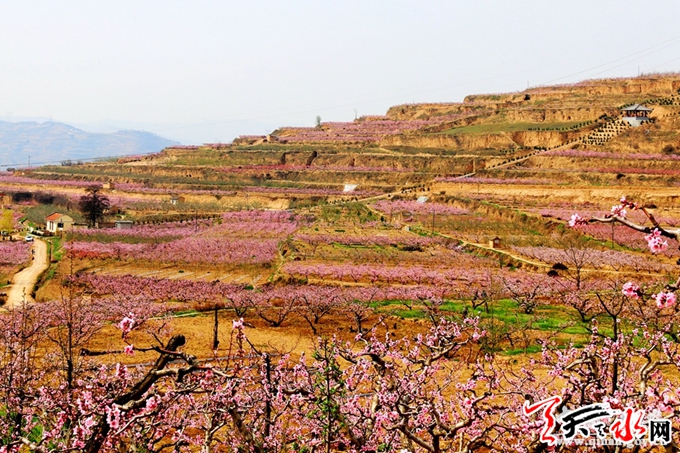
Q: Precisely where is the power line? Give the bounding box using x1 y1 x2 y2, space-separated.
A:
649 55 680 72
537 34 680 85
141 34 680 133
581 42 680 80
3 34 679 140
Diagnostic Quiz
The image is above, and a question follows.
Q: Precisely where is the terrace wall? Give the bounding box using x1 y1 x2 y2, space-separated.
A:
386 103 492 121
510 130 579 148
501 107 610 123
380 132 516 150
380 130 579 149
530 155 680 172
465 76 680 104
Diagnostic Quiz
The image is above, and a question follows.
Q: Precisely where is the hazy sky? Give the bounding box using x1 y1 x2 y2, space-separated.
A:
1 1 679 144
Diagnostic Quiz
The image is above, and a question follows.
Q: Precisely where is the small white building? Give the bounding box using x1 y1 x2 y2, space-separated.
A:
621 104 653 127
489 237 502 249
170 195 186 205
115 220 134 229
45 213 75 233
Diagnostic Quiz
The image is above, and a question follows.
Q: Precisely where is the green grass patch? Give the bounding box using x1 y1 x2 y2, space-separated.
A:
375 297 598 336
370 299 409 309
36 260 61 290
172 309 200 317
503 344 543 355
66 232 179 244
391 309 426 319
46 237 63 261
34 238 64 290
332 243 371 250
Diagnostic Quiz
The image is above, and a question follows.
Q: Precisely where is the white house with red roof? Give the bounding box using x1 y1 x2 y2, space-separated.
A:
45 212 75 233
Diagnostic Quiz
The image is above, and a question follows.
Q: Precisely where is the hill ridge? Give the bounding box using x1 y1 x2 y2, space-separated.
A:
0 119 179 167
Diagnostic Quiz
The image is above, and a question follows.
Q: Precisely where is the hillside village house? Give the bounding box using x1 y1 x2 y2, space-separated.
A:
45 213 74 234
621 104 653 127
170 195 186 205
106 205 123 215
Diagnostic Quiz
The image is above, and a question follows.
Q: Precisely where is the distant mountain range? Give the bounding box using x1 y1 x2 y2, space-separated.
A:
0 120 180 167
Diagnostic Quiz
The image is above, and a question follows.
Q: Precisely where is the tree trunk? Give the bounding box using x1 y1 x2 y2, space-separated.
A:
83 335 187 453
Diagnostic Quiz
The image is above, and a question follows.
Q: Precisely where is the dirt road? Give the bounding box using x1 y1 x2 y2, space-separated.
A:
5 239 48 308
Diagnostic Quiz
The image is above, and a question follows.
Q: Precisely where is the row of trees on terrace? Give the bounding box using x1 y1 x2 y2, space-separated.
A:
0 197 678 451
2 271 680 451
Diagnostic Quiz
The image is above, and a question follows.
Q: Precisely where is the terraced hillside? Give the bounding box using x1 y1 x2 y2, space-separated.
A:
5 75 680 452
234 74 680 152
2 74 679 214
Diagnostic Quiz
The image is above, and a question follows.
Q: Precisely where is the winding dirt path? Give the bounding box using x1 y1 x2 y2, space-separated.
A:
6 239 48 308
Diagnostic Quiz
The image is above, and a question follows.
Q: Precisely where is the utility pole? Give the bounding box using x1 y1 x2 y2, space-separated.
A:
28 155 30 169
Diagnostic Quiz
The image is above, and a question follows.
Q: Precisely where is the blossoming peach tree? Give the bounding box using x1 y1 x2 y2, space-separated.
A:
1 196 679 451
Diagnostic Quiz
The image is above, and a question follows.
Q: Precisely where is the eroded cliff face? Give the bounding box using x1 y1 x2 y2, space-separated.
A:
387 76 680 122
465 76 680 104
386 103 493 121
170 75 680 158
433 180 680 207
380 133 517 150
380 129 583 150
529 155 680 172
500 107 611 123
582 78 680 96
512 130 585 148
279 151 476 173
